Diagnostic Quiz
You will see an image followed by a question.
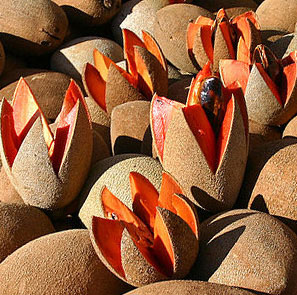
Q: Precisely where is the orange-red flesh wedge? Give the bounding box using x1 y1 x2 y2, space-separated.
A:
92 216 126 278
219 22 235 59
84 63 107 112
142 31 167 72
200 26 214 64
237 36 251 65
94 49 112 82
183 104 216 173
130 172 159 232
151 95 183 161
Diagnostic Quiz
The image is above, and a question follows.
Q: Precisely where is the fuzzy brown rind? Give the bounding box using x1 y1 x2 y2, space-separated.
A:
0 230 131 295
0 100 92 210
189 209 297 294
195 0 257 12
52 0 121 27
0 0 68 56
270 33 297 59
256 0 297 33
124 280 260 295
245 63 297 126
154 4 213 74
163 96 247 212
134 46 168 97
0 202 54 263
111 101 150 155
79 155 163 228
0 42 5 77
92 129 110 165
0 72 72 121
248 143 297 233
106 63 146 115
283 115 297 138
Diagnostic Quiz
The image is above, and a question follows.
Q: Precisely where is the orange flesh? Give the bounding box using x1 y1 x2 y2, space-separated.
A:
237 36 251 65
220 59 250 93
96 172 198 278
94 49 112 82
130 172 159 232
151 95 183 161
183 104 216 173
84 63 107 111
92 216 125 278
201 26 214 63
142 31 167 71
219 21 236 59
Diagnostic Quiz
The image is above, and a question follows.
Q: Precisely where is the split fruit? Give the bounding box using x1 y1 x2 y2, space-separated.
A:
90 171 199 286
0 78 93 209
151 62 248 212
83 29 168 116
221 45 297 126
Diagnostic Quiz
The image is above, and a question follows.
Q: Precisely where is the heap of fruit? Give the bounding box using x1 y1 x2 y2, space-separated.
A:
0 0 297 294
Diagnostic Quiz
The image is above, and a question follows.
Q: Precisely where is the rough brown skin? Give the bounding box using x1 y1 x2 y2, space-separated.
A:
162 97 247 212
248 119 281 151
111 101 150 155
194 0 257 12
51 36 124 82
0 203 54 263
85 96 111 147
0 72 72 121
0 167 23 204
0 99 93 210
0 0 68 56
261 29 288 49
256 0 297 33
52 0 121 27
224 7 255 18
105 63 146 115
167 76 193 104
245 63 297 126
189 209 297 295
248 143 297 234
154 4 213 74
0 230 131 295
270 33 297 59
124 280 260 295
283 114 297 138
79 154 163 228
92 129 111 165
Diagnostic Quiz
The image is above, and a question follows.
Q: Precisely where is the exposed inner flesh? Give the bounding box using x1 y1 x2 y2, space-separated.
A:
94 172 197 278
1 78 81 174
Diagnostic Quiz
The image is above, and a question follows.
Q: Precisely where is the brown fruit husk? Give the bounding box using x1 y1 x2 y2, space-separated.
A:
111 101 150 155
283 115 297 138
244 62 297 126
224 7 255 19
52 0 121 27
162 96 247 212
0 98 93 210
79 154 163 228
248 143 297 233
195 0 257 12
0 202 54 263
0 72 72 122
153 4 213 73
0 0 68 56
0 42 5 77
124 280 260 295
92 129 111 165
189 209 297 294
0 230 131 295
256 0 297 33
167 76 193 104
262 30 290 51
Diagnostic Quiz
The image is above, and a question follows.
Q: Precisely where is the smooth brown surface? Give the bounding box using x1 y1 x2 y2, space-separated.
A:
125 280 259 294
154 4 213 73
0 230 131 295
189 209 297 294
0 203 54 263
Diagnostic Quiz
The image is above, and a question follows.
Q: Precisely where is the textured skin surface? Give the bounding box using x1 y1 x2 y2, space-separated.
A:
0 203 54 263
51 36 123 81
256 0 297 33
248 143 297 233
79 155 163 228
0 0 68 56
53 0 121 27
111 101 150 154
195 0 257 12
270 33 297 59
124 280 259 294
0 72 72 121
0 230 131 295
189 209 297 294
154 4 213 73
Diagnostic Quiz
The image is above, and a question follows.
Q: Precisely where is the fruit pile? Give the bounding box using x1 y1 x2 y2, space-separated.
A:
0 0 297 294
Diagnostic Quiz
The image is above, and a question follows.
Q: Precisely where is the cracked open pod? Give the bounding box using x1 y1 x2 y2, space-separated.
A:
221 45 297 126
90 171 199 287
187 9 260 72
151 62 248 212
0 78 92 209
83 29 168 116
